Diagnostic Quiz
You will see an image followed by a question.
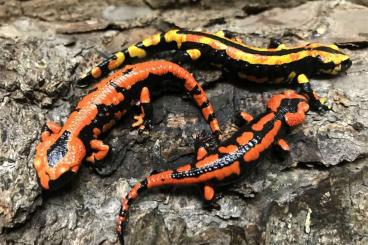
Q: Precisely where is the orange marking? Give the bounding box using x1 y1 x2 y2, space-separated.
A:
140 87 150 103
93 128 101 138
210 120 220 133
91 67 102 78
261 120 281 149
193 93 207 106
201 107 213 121
177 164 191 172
122 199 129 211
41 131 50 142
102 120 115 132
244 120 282 162
203 185 215 201
132 115 144 128
218 145 238 154
196 154 219 168
267 94 284 112
46 121 61 134
277 139 290 151
236 132 253 145
252 113 275 131
240 112 253 122
298 101 310 113
184 79 196 91
86 155 95 163
285 112 305 127
128 183 141 199
196 147 208 160
244 149 259 162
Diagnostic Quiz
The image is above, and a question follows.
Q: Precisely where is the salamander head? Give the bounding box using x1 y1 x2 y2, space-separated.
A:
268 90 310 127
306 43 351 75
34 130 86 190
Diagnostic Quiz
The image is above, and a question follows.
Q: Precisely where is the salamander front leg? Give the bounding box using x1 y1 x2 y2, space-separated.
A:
132 87 153 132
202 185 222 210
294 74 329 112
41 121 62 141
276 139 290 152
86 139 110 164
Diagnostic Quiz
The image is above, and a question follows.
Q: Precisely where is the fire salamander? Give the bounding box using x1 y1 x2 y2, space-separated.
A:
78 29 352 110
34 60 221 190
116 90 310 244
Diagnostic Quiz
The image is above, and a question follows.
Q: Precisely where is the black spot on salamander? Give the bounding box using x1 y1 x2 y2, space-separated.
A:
47 131 71 168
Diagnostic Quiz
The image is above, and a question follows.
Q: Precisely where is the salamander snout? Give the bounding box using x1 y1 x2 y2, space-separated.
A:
34 130 86 190
341 59 352 72
313 45 351 75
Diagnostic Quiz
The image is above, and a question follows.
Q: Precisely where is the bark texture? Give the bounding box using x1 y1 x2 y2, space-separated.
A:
0 0 367 244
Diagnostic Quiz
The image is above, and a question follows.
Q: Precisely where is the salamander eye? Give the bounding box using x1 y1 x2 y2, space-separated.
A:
316 55 326 65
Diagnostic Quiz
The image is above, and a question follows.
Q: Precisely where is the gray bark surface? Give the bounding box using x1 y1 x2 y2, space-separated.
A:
0 0 367 244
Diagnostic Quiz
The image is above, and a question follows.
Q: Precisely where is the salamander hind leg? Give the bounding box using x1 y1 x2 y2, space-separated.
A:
132 87 153 132
86 139 110 164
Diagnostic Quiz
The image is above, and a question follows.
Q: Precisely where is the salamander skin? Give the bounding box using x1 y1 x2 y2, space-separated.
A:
78 29 352 110
34 60 221 190
116 90 310 244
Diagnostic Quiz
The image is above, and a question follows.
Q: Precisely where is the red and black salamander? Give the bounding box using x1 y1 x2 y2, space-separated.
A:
78 29 352 110
34 60 221 190
116 90 310 244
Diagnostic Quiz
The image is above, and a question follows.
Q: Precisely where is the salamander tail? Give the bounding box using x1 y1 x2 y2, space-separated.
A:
116 179 148 244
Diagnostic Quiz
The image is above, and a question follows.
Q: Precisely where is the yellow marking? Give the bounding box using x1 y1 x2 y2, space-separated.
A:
277 44 286 50
91 67 102 78
319 97 327 104
214 31 225 38
164 29 182 48
128 46 147 58
142 33 161 47
108 52 125 70
297 74 309 84
288 71 296 80
186 49 201 60
329 44 339 50
231 50 309 65
199 36 213 46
